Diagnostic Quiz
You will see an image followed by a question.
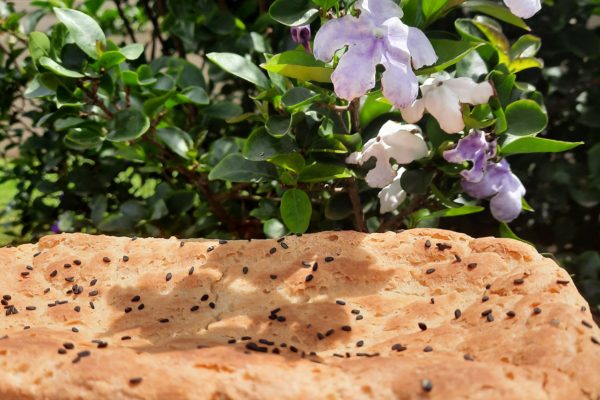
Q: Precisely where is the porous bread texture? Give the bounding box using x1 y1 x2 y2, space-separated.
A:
0 229 598 400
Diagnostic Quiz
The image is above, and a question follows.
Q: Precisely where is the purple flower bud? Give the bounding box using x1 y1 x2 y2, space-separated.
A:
291 25 312 53
51 223 61 234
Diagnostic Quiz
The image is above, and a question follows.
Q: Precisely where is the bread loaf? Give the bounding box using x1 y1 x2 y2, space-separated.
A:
0 229 598 399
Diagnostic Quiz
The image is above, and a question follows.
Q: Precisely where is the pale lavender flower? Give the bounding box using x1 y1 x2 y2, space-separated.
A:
503 0 541 19
291 25 311 53
313 0 437 107
443 130 496 183
461 159 525 222
51 223 61 234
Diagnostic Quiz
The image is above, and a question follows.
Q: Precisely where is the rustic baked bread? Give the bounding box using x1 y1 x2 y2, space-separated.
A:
0 229 598 399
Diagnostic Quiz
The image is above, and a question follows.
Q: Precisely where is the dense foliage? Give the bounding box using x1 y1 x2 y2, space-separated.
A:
0 0 598 313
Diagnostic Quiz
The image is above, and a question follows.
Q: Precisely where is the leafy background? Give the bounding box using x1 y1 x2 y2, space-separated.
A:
0 0 598 320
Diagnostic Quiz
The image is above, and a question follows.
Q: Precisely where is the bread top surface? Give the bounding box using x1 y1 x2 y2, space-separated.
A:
0 229 598 400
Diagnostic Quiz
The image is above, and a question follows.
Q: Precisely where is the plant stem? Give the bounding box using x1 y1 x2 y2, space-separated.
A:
348 178 366 232
114 0 137 43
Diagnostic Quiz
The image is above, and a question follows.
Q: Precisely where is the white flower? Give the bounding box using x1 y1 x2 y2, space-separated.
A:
346 121 429 188
400 74 494 134
378 168 407 214
503 0 541 19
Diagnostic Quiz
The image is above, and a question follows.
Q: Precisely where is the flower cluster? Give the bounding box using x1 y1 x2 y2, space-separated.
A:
313 0 437 108
444 130 526 222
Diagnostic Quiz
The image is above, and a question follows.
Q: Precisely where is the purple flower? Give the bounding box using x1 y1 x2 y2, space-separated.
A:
313 0 437 107
503 0 541 19
443 130 496 183
462 160 525 222
443 131 525 222
291 25 311 53
51 223 61 234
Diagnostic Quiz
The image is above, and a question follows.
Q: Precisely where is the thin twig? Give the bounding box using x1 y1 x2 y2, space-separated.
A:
114 0 137 43
377 195 426 233
347 178 366 232
349 98 361 133
77 81 114 118
141 0 167 50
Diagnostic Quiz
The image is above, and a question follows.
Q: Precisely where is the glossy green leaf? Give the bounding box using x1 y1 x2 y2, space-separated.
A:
463 1 529 30
65 127 103 148
281 87 319 110
266 115 292 137
417 205 485 222
98 51 126 68
505 99 548 136
28 31 50 64
156 127 193 159
120 43 144 60
207 52 270 89
243 127 298 161
208 153 277 182
298 163 352 183
268 152 305 173
416 40 485 75
261 50 333 83
106 109 150 141
54 7 106 59
180 86 209 105
269 0 319 26
280 189 312 233
39 56 84 78
501 137 583 155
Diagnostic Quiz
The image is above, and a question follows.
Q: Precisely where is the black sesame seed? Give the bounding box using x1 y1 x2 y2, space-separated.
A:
207 246 215 252
514 278 525 285
356 340 364 347
26 306 36 311
454 309 461 319
506 310 516 318
187 266 194 276
324 256 334 262
97 341 108 348
124 307 132 313
20 272 30 277
78 350 91 358
317 332 325 340
2 295 11 301
58 348 67 354
436 243 452 251
89 302 95 310
356 315 364 320
33 252 41 257
482 295 489 302
556 279 570 285
201 295 209 301
129 377 143 385
454 254 462 263
50 270 58 278
65 277 74 282
533 307 542 315
581 306 587 312
44 288 50 294
302 261 311 268
464 354 474 361
289 346 298 353
72 357 81 364
63 263 71 269
123 256 129 262
90 279 97 286
63 342 75 350
592 337 599 345
121 336 131 340
72 327 79 333
209 302 216 309
325 329 334 337
582 320 593 329
467 263 478 270
336 300 346 306
341 325 352 332
219 240 228 245
277 316 286 322
165 273 172 282
26 265 34 270
89 290 98 297
424 240 431 248
73 260 81 266
277 237 285 243
421 379 433 392
246 342 268 353
259 339 275 346
270 274 277 280
158 318 169 323
131 295 140 302
280 242 289 250
351 309 360 315
305 274 314 282
391 343 406 352
74 306 80 312
242 266 249 274
481 309 492 317
423 345 433 352
426 268 435 275
270 308 281 315
102 257 110 263
228 339 236 344
430 298 435 304
269 248 277 255
487 313 494 322
1 299 7 306
418 322 427 331
312 263 318 272
137 304 144 310
190 305 200 312
272 348 280 354
241 336 252 341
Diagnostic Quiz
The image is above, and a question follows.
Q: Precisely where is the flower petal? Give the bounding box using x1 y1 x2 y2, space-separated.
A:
378 168 407 213
380 123 429 164
361 141 398 188
383 17 410 60
423 83 464 133
407 27 437 69
443 78 494 105
313 16 365 62
381 55 419 108
331 40 381 101
400 99 425 124
489 173 525 222
356 0 403 24
461 160 508 199
503 0 541 19
443 130 491 182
